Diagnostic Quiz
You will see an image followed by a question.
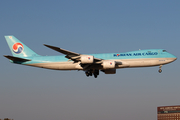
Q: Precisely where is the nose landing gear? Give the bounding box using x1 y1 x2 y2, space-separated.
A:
158 65 162 73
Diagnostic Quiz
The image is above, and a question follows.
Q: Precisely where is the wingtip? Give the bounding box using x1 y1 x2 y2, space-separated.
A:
43 44 51 46
43 44 50 47
3 55 8 58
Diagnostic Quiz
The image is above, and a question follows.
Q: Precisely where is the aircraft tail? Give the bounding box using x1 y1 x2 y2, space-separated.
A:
4 36 39 58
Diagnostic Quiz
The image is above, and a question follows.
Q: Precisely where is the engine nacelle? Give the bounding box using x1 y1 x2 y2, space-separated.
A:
102 60 116 69
103 69 116 74
81 55 94 64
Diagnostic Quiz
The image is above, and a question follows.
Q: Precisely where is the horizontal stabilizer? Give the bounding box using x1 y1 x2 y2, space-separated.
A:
4 55 31 62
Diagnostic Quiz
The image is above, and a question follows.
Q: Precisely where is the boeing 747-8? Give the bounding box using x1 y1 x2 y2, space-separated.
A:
4 36 177 78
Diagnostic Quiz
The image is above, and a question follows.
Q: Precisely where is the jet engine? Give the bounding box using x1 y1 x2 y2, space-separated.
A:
102 60 116 69
81 55 94 64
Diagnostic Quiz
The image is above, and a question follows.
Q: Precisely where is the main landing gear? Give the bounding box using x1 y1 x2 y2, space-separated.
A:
85 69 99 78
158 65 162 73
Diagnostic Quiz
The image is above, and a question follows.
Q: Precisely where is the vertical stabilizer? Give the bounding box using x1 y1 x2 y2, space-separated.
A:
5 36 39 58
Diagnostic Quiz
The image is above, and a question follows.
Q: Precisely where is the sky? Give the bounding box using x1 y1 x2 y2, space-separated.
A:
0 0 180 120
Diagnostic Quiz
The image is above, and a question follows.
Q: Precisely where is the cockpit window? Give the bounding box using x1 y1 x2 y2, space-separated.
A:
163 50 167 52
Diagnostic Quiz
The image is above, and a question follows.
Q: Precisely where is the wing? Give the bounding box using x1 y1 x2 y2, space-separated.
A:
44 44 102 63
4 55 31 62
44 44 80 56
43 44 125 71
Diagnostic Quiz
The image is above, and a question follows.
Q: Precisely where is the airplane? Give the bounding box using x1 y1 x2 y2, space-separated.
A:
4 36 177 78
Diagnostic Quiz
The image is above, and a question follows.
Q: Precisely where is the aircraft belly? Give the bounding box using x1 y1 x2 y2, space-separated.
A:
119 58 173 68
27 62 81 70
128 60 156 67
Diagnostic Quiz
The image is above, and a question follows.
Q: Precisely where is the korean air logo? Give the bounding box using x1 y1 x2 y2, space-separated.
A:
110 62 112 65
88 57 91 60
114 54 121 57
12 43 24 54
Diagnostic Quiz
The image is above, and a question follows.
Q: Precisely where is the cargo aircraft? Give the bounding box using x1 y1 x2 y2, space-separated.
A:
4 36 177 78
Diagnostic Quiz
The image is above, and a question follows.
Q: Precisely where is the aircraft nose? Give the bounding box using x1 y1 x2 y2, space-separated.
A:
168 52 177 62
172 54 177 62
173 57 177 61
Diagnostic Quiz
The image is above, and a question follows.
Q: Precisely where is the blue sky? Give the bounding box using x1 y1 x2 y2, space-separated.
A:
0 0 180 120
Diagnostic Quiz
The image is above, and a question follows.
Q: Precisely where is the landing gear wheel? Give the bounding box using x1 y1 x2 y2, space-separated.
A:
94 74 98 78
85 72 89 77
89 72 92 76
95 69 99 75
85 69 99 78
93 69 99 78
85 70 93 77
158 69 162 73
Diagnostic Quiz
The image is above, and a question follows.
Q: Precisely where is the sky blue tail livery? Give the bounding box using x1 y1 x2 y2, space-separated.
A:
5 36 39 58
